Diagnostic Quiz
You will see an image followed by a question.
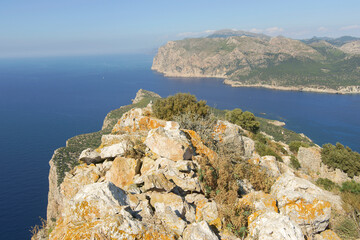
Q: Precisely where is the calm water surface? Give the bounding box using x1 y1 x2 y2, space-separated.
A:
0 54 359 239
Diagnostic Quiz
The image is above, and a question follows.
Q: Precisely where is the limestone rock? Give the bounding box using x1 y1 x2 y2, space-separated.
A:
110 156 141 190
259 155 281 177
213 120 254 158
239 191 278 213
313 230 341 240
145 126 194 161
248 211 304 240
98 134 133 159
141 172 175 192
183 129 217 162
79 148 102 164
297 147 322 174
271 174 343 236
132 89 161 104
111 107 167 134
183 221 219 240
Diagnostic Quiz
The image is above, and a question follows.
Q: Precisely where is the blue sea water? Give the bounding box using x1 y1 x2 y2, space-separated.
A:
0 54 359 239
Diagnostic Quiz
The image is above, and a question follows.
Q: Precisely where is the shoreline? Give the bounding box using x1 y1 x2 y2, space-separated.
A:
224 80 360 95
152 69 360 95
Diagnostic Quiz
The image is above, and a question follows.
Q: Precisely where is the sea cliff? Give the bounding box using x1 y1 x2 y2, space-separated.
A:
152 35 360 94
33 90 360 240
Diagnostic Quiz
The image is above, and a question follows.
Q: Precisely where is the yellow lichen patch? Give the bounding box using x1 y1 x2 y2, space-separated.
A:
248 210 265 225
318 229 341 240
183 129 217 162
195 198 207 222
239 192 278 214
283 198 331 222
212 122 227 142
209 217 222 230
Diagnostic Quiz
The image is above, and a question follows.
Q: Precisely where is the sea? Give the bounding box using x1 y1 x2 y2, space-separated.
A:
0 54 359 239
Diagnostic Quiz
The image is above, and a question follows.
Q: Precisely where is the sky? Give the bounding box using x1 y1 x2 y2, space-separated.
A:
0 0 359 58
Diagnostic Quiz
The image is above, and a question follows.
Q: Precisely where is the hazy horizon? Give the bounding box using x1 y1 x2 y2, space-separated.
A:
1 0 359 58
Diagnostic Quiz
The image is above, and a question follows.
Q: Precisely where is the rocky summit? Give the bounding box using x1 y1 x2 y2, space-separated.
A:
33 90 358 240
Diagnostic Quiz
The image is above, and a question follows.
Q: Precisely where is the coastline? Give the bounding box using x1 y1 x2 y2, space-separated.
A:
151 68 360 95
224 80 360 95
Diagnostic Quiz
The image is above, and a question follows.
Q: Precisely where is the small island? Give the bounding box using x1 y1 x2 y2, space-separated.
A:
152 30 360 94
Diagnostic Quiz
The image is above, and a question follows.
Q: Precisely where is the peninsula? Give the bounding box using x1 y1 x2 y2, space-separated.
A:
152 30 360 94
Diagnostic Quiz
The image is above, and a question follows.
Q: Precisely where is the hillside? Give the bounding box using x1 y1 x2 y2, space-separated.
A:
152 33 360 94
32 90 360 240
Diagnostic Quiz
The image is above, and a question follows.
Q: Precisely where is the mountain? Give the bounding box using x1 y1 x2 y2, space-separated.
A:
207 29 270 39
302 36 360 47
32 90 358 240
152 34 360 94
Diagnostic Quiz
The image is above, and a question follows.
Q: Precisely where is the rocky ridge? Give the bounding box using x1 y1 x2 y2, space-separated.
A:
37 90 356 240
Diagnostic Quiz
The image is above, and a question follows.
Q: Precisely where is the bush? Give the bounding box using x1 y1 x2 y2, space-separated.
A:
289 141 309 153
153 93 209 121
290 155 301 170
255 141 282 162
321 143 360 178
316 178 337 191
225 108 260 133
341 181 360 194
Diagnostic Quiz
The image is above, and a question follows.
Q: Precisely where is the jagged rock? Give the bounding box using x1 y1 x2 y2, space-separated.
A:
213 120 255 158
239 191 278 213
271 174 343 236
97 134 134 159
145 124 194 161
79 148 102 164
183 129 217 162
193 195 220 228
297 147 322 174
157 206 187 235
128 193 154 219
141 172 176 192
313 230 341 240
61 164 102 204
112 107 168 134
110 157 141 190
248 211 304 240
259 155 281 177
183 221 219 240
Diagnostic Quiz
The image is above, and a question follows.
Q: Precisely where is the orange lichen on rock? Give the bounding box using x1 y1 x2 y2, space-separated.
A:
282 198 331 222
183 129 217 162
239 191 278 214
317 229 342 240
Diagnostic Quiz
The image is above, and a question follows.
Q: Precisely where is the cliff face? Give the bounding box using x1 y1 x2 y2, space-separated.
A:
152 35 360 93
37 90 357 240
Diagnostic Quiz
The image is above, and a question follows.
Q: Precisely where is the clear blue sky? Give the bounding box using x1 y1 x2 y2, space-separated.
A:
1 0 359 57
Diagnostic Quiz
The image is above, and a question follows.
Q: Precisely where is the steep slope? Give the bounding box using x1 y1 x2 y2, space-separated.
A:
152 35 360 94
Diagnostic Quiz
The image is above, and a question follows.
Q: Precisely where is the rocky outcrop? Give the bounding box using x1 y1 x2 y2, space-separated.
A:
271 174 343 236
131 89 161 104
45 91 351 239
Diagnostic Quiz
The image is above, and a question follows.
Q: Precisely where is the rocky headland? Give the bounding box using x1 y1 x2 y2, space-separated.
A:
152 31 360 94
33 90 360 240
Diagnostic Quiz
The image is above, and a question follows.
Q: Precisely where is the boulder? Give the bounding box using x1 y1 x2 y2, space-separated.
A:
259 155 281 177
97 134 134 159
79 148 102 164
145 125 194 161
213 120 254 158
297 147 322 174
313 230 341 240
141 172 176 192
183 221 219 240
239 191 278 213
271 174 343 236
109 157 141 190
248 211 304 240
112 107 167 134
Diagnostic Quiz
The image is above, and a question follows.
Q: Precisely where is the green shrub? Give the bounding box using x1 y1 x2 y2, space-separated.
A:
321 143 360 178
316 178 337 191
153 93 209 121
255 141 282 162
289 141 309 153
341 181 360 194
290 155 301 170
225 108 260 133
